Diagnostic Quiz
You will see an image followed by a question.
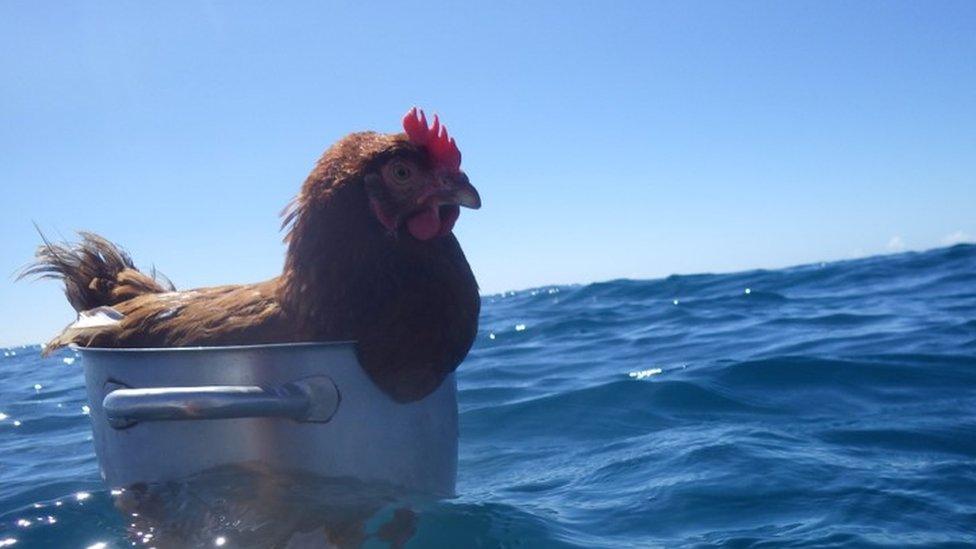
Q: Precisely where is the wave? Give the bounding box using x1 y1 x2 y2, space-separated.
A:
2 244 975 546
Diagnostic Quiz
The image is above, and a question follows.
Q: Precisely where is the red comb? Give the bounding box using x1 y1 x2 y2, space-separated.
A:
402 107 462 172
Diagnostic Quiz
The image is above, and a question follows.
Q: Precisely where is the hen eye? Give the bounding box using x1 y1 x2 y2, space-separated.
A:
389 162 412 183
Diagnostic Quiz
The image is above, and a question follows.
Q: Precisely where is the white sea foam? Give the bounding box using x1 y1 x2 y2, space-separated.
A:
628 368 662 380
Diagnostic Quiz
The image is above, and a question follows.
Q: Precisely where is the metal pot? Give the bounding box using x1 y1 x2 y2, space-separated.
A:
78 342 458 496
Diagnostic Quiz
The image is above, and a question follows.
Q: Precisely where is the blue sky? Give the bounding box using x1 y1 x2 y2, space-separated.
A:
2 1 974 346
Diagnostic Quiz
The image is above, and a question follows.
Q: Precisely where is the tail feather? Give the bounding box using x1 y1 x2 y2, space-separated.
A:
18 230 175 312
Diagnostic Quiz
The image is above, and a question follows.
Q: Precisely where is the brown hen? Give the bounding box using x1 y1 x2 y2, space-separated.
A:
23 108 481 402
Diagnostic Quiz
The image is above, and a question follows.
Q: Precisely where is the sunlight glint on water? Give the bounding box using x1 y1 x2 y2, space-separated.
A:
1 244 975 546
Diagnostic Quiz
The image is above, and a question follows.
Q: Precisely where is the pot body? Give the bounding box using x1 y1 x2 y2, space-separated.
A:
79 342 458 496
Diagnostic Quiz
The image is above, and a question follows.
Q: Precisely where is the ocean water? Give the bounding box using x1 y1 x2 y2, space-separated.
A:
2 244 975 548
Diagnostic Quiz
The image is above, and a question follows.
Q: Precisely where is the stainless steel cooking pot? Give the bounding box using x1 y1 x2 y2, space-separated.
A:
78 342 458 496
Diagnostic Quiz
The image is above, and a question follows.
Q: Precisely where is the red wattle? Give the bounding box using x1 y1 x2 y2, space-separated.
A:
437 205 460 236
406 205 442 241
405 204 461 240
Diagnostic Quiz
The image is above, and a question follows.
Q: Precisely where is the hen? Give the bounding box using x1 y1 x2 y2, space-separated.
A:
23 108 482 402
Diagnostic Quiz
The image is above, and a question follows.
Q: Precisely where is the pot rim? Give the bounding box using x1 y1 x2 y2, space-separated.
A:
70 341 357 354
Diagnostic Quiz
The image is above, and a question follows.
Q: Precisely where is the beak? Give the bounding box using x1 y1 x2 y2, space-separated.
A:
449 172 481 209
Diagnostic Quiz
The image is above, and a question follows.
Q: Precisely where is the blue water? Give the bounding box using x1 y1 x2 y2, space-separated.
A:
2 245 975 547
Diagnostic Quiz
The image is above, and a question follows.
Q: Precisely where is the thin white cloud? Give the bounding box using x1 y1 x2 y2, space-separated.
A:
886 236 906 252
942 230 974 246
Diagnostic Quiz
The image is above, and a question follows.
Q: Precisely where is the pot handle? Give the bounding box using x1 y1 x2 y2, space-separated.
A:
102 375 340 429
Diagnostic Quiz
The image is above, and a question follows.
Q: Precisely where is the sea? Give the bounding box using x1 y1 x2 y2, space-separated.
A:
1 244 974 548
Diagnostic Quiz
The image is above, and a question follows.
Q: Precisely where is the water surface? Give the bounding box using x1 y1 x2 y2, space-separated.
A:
2 245 975 547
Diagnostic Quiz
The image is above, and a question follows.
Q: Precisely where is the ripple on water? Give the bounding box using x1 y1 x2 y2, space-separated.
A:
2 245 976 545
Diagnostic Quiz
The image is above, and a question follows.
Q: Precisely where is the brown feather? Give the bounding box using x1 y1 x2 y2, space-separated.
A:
19 230 175 312
26 129 480 402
